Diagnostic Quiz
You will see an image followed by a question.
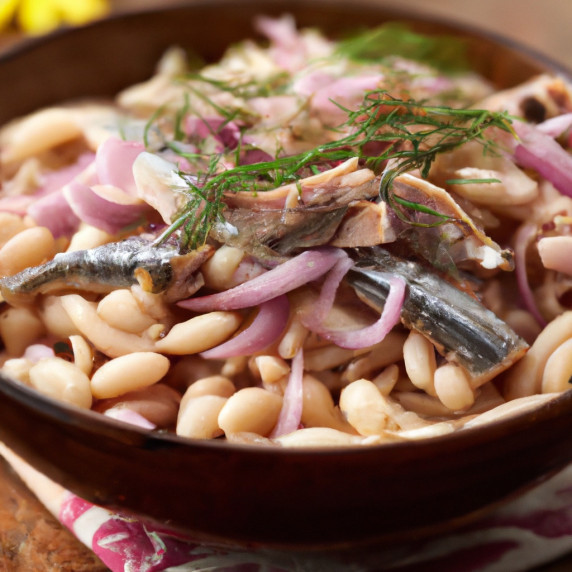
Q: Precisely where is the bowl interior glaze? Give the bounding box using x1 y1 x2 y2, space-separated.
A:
0 0 571 550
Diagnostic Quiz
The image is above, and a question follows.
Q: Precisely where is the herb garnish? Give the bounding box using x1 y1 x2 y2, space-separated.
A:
148 24 514 251
154 89 513 250
335 22 469 72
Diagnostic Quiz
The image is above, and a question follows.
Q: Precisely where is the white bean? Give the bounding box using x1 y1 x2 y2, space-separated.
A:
29 357 92 409
60 294 156 357
371 364 400 396
180 375 236 413
0 226 56 277
96 383 181 427
1 357 33 384
403 331 437 395
254 356 290 385
301 375 354 433
66 223 113 252
0 212 30 248
90 352 170 399
303 344 356 372
40 296 80 338
339 379 390 436
2 107 82 164
68 335 94 376
0 306 45 356
342 331 406 383
97 289 156 334
541 337 572 393
277 315 309 359
464 394 559 428
130 285 172 322
276 427 382 448
177 395 227 439
434 364 475 411
201 245 245 290
395 391 454 418
391 422 455 440
220 355 248 378
504 311 572 398
163 355 222 391
218 387 283 436
538 236 572 276
155 311 242 355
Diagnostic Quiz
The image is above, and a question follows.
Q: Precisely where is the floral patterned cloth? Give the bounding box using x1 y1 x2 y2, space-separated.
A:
54 464 572 572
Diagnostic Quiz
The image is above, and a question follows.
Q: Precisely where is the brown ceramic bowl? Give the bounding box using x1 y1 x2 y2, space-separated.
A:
0 0 571 552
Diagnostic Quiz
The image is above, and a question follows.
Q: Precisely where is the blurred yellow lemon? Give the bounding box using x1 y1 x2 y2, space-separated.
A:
0 0 109 34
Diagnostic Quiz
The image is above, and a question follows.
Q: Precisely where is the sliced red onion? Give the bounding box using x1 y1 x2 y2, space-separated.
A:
513 122 572 197
178 247 347 312
95 137 144 196
104 407 157 430
271 348 304 438
27 189 80 238
63 181 149 235
305 253 354 325
39 152 95 194
303 272 406 350
254 14 306 71
200 295 289 359
185 117 241 151
0 194 36 215
240 148 274 165
293 70 335 98
514 223 546 327
536 113 572 138
23 344 55 363
0 153 94 220
311 75 382 123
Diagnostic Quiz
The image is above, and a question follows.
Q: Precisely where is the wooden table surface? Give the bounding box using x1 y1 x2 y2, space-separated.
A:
0 457 106 571
1 1 572 570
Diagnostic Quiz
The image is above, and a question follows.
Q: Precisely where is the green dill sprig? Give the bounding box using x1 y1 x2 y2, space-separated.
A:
334 22 469 72
446 178 502 185
184 71 291 99
157 89 513 250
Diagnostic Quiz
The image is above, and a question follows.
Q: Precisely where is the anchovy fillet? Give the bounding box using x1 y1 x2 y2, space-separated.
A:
346 246 529 383
0 237 211 303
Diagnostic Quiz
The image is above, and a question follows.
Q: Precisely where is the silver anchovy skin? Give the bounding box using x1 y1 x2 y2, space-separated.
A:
346 246 529 382
0 237 211 302
213 205 349 260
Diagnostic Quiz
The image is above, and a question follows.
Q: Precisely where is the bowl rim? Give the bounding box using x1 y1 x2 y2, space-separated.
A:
1 367 570 459
0 0 571 459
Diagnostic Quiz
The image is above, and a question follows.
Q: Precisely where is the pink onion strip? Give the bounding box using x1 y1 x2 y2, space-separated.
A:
40 152 95 194
305 253 354 325
271 348 304 438
513 122 572 197
178 247 347 312
23 344 55 363
104 408 157 430
200 295 290 359
536 113 572 138
63 181 148 234
95 137 144 196
27 189 80 238
0 194 36 215
514 222 546 327
303 269 406 349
